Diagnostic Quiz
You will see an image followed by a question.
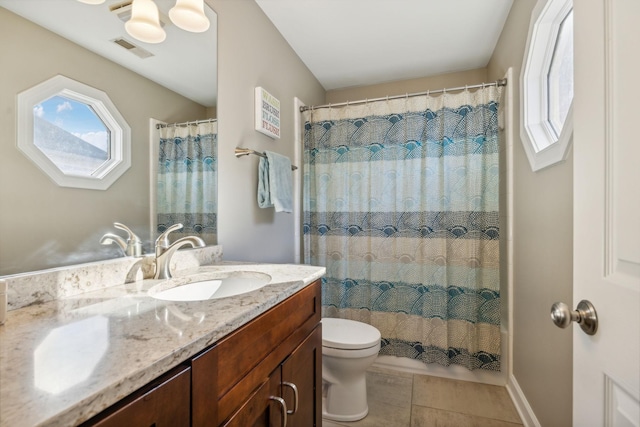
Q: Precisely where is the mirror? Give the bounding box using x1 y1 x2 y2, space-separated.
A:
0 0 217 276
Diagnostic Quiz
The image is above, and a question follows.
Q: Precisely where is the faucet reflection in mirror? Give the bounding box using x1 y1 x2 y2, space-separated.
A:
157 119 218 245
100 222 144 257
154 223 205 279
78 0 210 44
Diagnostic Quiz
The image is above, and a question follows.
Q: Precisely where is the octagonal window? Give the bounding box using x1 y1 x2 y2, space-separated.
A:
520 0 574 171
547 10 574 137
17 75 130 190
34 95 111 176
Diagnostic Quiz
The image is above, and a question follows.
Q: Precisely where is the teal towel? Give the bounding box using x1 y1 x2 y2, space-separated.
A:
257 151 293 213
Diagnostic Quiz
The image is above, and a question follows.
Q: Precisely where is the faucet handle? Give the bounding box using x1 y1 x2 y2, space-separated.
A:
114 222 141 241
113 222 143 257
155 223 184 248
100 233 127 250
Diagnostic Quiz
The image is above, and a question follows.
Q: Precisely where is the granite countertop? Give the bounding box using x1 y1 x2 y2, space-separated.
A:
0 262 325 427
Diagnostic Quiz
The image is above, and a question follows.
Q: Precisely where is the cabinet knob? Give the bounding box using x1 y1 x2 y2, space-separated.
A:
281 382 299 415
269 396 288 427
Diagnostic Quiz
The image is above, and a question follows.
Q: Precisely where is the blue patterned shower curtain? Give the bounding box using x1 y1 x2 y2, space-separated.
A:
157 121 218 244
303 87 502 371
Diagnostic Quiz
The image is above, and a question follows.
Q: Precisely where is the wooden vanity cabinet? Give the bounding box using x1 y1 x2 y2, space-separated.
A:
79 364 191 427
82 280 321 427
192 280 322 427
280 326 322 426
222 366 281 426
224 326 322 427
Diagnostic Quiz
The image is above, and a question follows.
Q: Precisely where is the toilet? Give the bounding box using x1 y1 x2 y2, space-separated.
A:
321 318 382 422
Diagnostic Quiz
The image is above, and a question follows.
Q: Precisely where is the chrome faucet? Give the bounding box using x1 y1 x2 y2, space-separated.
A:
100 222 143 257
154 223 206 280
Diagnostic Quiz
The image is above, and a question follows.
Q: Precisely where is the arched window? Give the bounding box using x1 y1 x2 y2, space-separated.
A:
17 75 131 190
521 0 573 171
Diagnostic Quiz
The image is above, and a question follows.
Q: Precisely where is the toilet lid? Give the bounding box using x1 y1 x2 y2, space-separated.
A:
322 318 381 350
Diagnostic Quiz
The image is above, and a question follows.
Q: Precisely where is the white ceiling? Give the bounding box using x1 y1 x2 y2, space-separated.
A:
2 0 514 105
0 0 217 107
255 0 514 90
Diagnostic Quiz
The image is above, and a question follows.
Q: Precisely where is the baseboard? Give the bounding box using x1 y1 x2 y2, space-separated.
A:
506 374 542 427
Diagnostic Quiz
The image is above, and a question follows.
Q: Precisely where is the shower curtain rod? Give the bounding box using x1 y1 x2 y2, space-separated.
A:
299 78 507 113
156 118 217 129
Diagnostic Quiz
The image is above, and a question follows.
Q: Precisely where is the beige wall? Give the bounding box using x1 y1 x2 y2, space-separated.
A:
488 1 573 426
209 0 325 263
0 8 207 275
326 68 488 103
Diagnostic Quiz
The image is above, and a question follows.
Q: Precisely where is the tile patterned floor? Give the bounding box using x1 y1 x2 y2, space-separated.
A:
323 366 523 427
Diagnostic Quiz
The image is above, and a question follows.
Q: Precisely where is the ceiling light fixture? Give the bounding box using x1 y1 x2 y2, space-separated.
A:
78 0 210 43
124 0 166 44
169 0 210 33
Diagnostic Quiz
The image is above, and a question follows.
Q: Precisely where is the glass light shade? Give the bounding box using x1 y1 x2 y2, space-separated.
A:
169 0 210 33
77 0 106 4
125 0 166 44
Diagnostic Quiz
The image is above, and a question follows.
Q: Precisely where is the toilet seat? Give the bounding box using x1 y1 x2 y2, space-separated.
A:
322 318 381 350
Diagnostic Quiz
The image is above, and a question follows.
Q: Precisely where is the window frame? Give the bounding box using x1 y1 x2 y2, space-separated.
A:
520 0 573 171
17 75 131 190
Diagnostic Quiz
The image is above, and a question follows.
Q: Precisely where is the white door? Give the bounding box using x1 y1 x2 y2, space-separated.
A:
572 1 640 425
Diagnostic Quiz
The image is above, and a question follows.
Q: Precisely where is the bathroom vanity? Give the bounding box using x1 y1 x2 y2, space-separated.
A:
83 280 321 427
0 258 324 427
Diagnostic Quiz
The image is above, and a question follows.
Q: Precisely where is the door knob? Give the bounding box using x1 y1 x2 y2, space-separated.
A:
550 300 598 335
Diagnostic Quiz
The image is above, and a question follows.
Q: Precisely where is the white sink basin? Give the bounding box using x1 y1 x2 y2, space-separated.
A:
149 272 272 302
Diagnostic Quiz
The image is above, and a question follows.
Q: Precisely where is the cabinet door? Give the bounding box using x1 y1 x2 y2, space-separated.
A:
192 280 322 427
223 372 284 427
82 365 190 427
225 325 322 427
281 325 322 427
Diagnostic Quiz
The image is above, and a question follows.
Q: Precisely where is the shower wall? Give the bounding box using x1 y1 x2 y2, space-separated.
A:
325 68 488 104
